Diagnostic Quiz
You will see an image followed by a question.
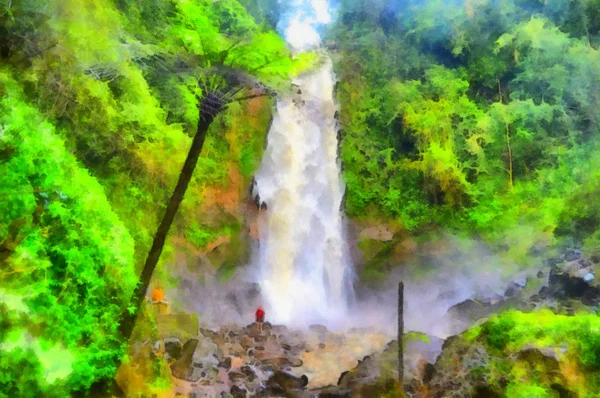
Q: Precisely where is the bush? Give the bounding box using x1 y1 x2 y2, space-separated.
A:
576 321 600 371
482 314 517 351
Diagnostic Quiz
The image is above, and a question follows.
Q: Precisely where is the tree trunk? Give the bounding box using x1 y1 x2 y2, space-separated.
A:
398 280 404 387
498 80 513 191
505 123 514 191
119 103 218 343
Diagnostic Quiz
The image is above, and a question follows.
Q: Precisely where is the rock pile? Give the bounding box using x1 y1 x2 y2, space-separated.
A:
161 322 390 397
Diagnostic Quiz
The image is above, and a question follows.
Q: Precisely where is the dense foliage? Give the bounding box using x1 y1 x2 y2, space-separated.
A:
331 0 600 260
0 0 307 395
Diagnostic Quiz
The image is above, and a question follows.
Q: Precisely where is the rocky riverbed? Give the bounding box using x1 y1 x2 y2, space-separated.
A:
120 247 600 397
157 322 397 397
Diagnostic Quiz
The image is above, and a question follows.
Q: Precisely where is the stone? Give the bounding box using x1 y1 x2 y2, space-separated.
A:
230 385 247 398
218 357 232 370
262 356 303 368
164 337 183 361
266 372 309 394
262 322 273 331
447 299 493 324
171 339 199 381
318 390 352 398
513 277 527 288
546 257 565 268
241 365 257 382
228 371 246 382
549 270 600 304
200 328 219 340
504 286 516 297
537 271 544 278
565 249 582 262
240 336 253 349
231 357 244 369
584 273 596 282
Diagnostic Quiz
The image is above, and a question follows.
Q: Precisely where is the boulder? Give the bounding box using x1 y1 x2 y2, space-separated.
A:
230 385 247 398
548 267 600 305
262 356 303 369
192 336 220 365
171 339 199 380
564 248 582 262
218 357 232 370
253 334 267 343
537 271 544 278
447 299 494 333
240 335 253 349
266 372 309 395
228 371 246 383
164 337 182 361
241 365 257 382
428 337 499 397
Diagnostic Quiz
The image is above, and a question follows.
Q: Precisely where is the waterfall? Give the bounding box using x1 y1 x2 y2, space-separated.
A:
251 0 354 326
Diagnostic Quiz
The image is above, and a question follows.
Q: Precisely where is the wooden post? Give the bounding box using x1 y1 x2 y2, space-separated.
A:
398 281 404 388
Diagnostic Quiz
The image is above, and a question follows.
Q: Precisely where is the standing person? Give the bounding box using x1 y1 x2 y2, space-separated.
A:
255 307 265 331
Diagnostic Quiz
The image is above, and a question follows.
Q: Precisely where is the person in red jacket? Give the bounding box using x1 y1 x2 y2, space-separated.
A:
255 307 265 331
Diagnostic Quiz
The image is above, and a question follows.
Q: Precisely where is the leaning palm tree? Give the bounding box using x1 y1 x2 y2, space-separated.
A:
118 70 273 343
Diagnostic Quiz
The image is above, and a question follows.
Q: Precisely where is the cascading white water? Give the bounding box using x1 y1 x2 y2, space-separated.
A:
251 0 354 326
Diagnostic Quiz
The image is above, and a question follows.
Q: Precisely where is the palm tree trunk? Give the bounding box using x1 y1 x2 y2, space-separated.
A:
119 103 218 343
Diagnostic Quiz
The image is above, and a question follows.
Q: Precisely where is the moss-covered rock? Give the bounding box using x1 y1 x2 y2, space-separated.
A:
428 310 600 397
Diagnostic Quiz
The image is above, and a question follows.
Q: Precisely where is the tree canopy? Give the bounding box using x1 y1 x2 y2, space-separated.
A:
331 0 600 263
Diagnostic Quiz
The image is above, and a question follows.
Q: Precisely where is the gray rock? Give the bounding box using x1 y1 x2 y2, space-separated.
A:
228 371 246 382
262 356 303 369
584 273 596 282
218 357 232 370
266 372 309 394
537 271 544 278
565 249 582 262
164 337 183 361
241 365 257 382
447 299 493 324
171 339 199 380
514 277 527 288
230 385 247 398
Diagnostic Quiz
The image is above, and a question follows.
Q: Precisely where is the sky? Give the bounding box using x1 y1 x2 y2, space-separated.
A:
281 0 332 50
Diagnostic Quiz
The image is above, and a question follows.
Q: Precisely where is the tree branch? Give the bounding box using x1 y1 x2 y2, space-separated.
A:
227 92 274 104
